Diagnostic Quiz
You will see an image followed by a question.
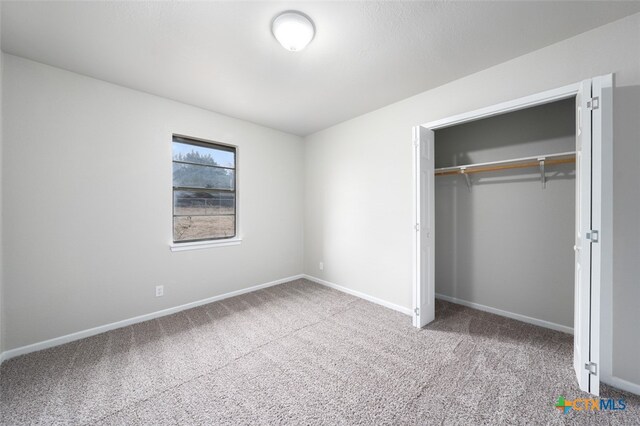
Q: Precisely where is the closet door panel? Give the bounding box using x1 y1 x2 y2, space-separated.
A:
586 74 612 395
414 126 435 328
574 79 593 394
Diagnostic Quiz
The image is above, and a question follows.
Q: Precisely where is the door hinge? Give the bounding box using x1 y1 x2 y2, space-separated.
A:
585 362 598 376
414 307 420 316
587 97 600 110
415 223 420 231
586 230 599 243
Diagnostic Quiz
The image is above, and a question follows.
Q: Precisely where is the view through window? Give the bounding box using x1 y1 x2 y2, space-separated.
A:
172 136 236 242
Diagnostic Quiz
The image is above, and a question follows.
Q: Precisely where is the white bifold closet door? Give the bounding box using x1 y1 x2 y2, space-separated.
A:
575 76 609 396
574 79 593 394
413 126 435 328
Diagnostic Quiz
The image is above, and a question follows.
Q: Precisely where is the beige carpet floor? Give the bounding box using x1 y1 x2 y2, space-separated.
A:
1 278 638 425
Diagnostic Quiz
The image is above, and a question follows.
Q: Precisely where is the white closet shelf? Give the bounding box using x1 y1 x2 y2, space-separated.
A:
434 151 576 190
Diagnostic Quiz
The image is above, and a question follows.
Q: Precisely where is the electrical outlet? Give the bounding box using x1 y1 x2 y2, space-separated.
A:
319 262 324 271
155 285 164 297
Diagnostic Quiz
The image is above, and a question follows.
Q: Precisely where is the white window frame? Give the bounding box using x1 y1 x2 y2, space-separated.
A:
170 134 241 251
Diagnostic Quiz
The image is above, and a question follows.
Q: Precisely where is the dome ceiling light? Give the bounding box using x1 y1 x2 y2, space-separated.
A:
272 11 315 52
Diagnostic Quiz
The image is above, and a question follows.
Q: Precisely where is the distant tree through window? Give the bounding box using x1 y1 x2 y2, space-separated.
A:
172 135 236 242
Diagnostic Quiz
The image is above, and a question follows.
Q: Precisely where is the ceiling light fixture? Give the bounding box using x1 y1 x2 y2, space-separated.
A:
272 11 315 52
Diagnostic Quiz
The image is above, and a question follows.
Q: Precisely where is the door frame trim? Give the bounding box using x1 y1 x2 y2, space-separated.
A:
418 82 580 131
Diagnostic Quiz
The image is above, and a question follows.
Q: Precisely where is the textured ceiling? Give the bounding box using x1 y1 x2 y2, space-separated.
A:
2 1 639 136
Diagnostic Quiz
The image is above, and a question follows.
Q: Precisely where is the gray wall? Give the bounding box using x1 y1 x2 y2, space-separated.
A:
1 54 304 351
434 99 576 328
304 13 640 386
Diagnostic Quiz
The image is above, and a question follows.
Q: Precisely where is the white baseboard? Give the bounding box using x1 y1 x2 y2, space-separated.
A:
602 375 640 396
435 293 574 335
0 274 304 364
303 274 413 316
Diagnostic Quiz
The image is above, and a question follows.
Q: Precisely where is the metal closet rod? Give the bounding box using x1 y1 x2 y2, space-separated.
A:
434 151 576 177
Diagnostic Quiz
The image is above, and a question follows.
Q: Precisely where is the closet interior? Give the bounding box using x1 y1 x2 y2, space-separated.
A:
433 97 577 332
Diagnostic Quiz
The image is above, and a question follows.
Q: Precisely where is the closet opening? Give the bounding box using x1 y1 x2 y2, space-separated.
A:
433 97 577 336
413 77 612 396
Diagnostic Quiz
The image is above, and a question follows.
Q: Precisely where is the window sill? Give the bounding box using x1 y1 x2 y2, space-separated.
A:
170 238 242 252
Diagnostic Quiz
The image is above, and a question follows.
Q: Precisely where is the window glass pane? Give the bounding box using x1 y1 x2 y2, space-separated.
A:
172 137 236 243
174 191 235 216
172 141 235 168
173 215 235 242
173 163 235 190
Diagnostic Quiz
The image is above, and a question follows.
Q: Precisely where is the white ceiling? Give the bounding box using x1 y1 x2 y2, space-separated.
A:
2 1 639 136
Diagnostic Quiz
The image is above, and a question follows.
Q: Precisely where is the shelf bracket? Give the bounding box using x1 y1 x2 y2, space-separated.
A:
538 157 546 189
460 168 472 192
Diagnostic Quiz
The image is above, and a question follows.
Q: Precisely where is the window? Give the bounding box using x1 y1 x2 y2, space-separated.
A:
172 135 236 243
